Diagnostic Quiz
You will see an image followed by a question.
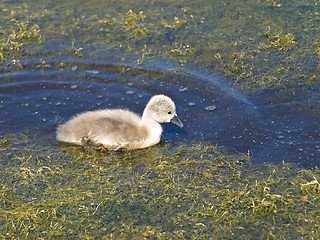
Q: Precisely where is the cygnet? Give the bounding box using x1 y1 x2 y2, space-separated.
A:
56 94 183 150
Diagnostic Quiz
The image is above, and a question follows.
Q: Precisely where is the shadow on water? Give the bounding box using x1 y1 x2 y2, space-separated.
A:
0 60 319 167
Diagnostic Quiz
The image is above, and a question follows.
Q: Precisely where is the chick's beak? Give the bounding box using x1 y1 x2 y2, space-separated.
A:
170 114 183 128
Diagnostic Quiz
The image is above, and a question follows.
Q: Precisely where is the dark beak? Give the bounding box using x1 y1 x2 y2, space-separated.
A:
170 114 183 128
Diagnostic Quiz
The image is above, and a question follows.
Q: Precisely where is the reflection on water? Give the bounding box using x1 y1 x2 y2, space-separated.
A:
0 61 319 167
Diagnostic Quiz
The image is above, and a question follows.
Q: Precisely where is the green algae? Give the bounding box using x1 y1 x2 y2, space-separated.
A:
260 31 296 52
1 134 320 239
1 1 320 91
1 1 320 239
0 138 9 148
0 6 42 64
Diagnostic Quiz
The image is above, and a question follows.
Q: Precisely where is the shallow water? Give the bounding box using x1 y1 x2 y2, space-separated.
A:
1 1 320 238
1 59 319 167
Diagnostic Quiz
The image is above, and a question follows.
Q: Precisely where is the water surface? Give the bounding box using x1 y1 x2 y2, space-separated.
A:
1 59 319 166
1 0 320 239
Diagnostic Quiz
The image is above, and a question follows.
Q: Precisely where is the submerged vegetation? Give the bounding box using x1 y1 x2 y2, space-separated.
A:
260 30 296 51
1 0 320 239
1 135 320 239
0 7 42 64
1 1 320 90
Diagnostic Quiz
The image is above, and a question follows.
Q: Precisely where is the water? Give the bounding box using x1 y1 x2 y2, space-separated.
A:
1 59 319 167
1 1 320 238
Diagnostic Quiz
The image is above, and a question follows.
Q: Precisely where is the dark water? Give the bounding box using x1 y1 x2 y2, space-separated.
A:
1 59 319 167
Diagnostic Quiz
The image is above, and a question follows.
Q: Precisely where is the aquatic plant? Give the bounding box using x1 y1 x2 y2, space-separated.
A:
1 1 320 237
121 9 150 38
0 15 42 62
260 31 296 51
1 133 320 239
0 138 9 148
1 1 320 90
69 41 83 57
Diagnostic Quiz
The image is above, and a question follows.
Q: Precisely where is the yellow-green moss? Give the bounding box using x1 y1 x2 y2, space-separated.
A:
1 134 320 239
1 2 319 91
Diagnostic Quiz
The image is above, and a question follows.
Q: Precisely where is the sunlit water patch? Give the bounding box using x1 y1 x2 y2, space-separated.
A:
0 61 319 167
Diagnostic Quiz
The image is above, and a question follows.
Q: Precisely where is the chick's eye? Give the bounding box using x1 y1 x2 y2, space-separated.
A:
168 111 172 114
